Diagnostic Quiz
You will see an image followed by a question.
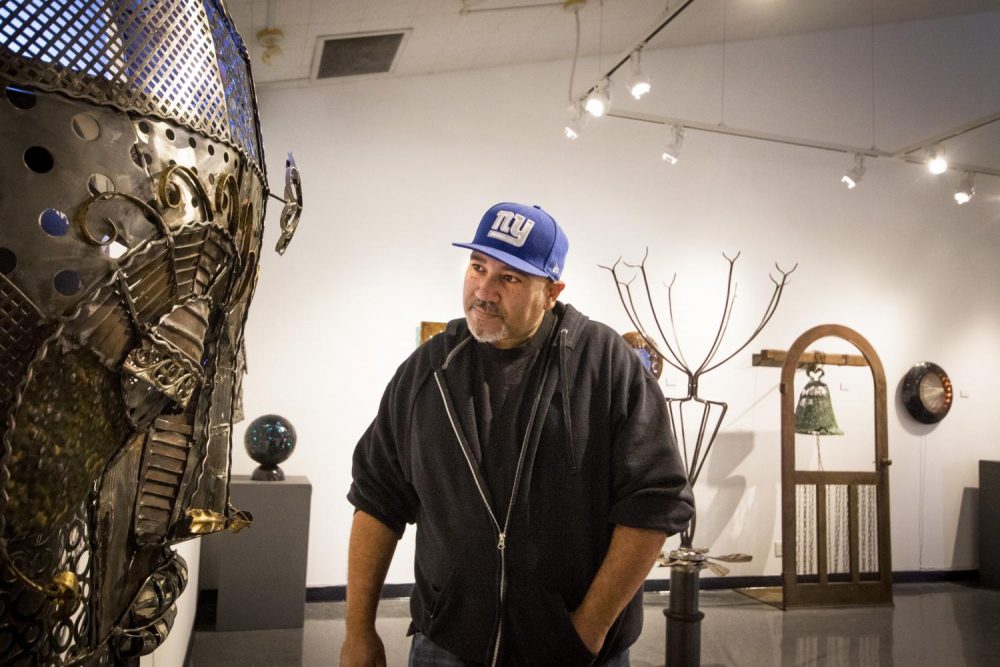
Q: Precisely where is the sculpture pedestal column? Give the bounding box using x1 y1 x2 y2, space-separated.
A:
199 475 312 630
663 548 705 667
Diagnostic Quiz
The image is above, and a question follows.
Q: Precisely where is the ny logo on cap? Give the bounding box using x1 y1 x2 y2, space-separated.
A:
487 210 534 248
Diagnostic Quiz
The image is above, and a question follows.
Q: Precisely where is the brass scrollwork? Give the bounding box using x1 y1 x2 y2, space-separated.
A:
0 549 81 616
74 191 169 246
157 165 212 223
214 172 241 235
180 508 253 536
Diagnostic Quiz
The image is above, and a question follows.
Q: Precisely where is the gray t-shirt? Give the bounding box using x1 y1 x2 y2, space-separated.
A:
474 310 556 517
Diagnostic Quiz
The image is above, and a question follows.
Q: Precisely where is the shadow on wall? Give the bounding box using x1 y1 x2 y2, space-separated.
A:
952 486 978 570
697 431 775 574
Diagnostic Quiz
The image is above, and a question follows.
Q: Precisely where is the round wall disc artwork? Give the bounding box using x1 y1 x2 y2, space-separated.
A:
901 362 953 424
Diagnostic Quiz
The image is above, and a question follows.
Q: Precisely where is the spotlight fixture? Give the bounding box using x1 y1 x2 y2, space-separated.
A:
584 79 611 117
926 147 948 175
841 153 866 189
954 172 975 205
626 50 651 100
661 125 685 165
564 117 584 140
563 102 587 140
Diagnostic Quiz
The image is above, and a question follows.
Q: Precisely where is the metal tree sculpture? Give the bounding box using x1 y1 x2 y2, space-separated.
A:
603 251 796 666
605 251 796 536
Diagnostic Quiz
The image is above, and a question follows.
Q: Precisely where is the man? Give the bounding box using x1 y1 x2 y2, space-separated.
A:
343 203 694 666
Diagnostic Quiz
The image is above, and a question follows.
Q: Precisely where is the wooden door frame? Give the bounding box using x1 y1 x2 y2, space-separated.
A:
780 324 893 607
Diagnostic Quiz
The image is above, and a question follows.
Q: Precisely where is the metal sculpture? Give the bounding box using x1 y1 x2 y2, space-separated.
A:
604 251 795 667
0 1 302 664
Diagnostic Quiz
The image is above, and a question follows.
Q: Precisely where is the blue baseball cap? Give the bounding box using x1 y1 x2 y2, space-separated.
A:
453 202 569 280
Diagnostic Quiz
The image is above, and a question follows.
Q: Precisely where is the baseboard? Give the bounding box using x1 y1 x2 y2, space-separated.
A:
644 569 977 591
643 575 786 591
890 569 978 583
305 582 411 603
297 569 978 604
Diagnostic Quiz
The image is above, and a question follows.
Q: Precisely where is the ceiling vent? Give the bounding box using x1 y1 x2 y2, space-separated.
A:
314 31 408 80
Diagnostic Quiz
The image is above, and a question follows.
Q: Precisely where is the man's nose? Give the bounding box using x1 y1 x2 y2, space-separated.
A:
474 275 501 301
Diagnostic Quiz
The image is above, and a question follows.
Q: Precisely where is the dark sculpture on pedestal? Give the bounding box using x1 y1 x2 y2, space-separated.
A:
244 414 297 481
0 1 302 664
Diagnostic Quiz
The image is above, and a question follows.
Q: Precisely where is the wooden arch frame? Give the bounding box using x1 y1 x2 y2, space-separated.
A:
778 323 893 607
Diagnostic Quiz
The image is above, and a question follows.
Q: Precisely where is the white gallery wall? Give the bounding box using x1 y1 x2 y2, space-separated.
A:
232 10 1000 588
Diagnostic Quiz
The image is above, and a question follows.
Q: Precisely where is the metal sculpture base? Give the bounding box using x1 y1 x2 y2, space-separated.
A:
251 465 285 481
664 548 706 667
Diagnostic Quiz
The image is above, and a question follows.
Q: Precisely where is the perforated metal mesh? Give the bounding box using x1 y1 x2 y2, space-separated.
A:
0 275 47 410
0 0 264 171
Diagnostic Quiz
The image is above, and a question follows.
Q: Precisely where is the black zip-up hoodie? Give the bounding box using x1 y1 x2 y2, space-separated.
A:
348 302 695 665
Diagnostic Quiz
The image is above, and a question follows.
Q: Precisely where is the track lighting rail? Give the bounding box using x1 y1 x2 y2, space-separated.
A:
607 109 1000 177
891 110 1000 161
577 0 699 101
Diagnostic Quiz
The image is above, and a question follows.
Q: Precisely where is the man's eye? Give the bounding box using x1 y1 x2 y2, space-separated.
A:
470 263 484 272
501 274 520 284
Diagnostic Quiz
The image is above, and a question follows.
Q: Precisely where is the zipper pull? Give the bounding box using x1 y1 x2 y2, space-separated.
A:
497 532 506 550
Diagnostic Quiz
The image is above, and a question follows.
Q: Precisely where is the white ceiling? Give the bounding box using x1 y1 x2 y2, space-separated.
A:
229 0 1000 174
228 0 1000 84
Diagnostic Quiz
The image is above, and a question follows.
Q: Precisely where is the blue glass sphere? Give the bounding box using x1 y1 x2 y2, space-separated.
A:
244 414 297 467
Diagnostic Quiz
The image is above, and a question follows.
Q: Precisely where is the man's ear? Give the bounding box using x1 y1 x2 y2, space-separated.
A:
545 281 566 309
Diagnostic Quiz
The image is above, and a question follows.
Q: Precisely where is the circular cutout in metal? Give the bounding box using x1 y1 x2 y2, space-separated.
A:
87 173 116 196
71 113 100 141
0 247 16 274
39 208 70 236
53 270 82 296
24 146 54 173
4 85 36 109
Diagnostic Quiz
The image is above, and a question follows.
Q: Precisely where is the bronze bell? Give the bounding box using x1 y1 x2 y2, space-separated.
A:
795 364 844 436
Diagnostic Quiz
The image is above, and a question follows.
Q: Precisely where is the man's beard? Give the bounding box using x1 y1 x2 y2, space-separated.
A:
467 299 509 343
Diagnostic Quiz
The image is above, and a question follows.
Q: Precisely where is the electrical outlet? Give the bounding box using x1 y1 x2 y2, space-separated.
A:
774 541 782 557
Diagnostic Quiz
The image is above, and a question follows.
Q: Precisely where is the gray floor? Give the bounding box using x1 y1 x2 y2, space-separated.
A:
189 582 1000 666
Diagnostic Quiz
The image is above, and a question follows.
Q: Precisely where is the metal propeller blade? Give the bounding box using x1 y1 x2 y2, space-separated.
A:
710 552 753 563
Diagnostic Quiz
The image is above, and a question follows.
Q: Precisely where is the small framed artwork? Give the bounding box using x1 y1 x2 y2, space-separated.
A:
419 321 447 346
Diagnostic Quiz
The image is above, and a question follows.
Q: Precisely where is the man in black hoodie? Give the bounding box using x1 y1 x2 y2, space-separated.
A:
343 203 695 666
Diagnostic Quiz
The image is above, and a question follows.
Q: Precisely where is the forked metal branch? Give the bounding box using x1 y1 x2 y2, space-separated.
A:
602 251 796 547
